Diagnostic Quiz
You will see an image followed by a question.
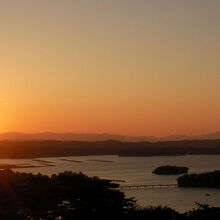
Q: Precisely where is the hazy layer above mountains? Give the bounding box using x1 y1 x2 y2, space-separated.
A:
1 132 220 142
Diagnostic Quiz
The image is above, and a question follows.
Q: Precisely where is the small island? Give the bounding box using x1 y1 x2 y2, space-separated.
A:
152 165 189 175
177 170 220 188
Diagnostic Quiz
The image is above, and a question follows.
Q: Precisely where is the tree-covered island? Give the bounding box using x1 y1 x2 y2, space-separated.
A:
153 165 189 175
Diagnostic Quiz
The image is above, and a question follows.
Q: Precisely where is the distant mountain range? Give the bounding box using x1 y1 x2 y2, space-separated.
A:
1 132 220 142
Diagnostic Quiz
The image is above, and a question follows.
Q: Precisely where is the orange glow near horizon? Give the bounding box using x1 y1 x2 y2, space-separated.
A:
1 1 220 137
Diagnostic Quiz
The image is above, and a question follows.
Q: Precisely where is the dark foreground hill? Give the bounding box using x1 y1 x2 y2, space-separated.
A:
0 139 220 159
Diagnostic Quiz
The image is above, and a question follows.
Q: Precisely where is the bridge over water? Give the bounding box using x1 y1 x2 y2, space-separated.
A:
119 184 177 190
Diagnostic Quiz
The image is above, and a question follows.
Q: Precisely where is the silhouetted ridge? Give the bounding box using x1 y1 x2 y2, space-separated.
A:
0 139 220 158
1 131 220 142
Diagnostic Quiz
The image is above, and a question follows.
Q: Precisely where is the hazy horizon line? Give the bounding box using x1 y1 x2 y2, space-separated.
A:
1 130 220 139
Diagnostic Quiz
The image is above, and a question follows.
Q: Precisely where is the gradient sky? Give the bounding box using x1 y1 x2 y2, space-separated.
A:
1 0 220 136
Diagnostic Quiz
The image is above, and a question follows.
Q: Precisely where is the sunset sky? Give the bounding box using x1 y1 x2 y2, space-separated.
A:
1 0 220 137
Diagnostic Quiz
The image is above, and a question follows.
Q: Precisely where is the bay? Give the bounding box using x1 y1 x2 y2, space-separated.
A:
1 154 220 212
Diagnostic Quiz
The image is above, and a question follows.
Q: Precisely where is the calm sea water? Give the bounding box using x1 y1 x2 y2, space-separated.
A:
2 154 220 212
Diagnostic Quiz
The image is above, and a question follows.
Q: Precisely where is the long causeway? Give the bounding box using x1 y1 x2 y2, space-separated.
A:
120 184 177 190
